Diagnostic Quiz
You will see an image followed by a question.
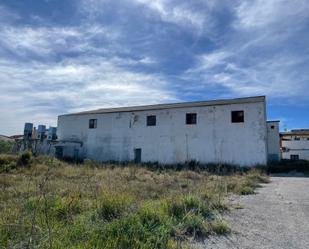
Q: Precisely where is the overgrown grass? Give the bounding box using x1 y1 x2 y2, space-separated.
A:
0 155 269 248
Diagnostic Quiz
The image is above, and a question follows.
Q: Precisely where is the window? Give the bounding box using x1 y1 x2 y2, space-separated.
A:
89 119 97 129
186 113 197 125
231 110 244 123
271 125 275 129
290 154 299 160
147 115 156 126
294 137 300 141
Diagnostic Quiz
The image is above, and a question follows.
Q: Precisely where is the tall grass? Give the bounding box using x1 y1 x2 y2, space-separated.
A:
0 156 269 248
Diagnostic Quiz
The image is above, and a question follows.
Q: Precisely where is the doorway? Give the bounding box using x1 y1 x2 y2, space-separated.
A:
134 148 142 163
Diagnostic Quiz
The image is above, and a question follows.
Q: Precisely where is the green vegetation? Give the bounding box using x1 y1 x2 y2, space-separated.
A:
267 160 309 174
0 154 268 249
0 140 13 154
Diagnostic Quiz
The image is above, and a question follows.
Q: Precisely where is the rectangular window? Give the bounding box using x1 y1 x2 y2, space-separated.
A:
186 113 197 125
271 125 275 129
290 154 299 160
147 115 156 126
89 119 97 129
231 110 244 123
294 137 300 140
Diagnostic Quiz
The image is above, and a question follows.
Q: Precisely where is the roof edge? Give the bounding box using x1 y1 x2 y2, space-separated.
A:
59 95 266 117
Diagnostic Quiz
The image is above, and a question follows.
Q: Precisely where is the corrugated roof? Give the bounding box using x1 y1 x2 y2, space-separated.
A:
60 96 265 117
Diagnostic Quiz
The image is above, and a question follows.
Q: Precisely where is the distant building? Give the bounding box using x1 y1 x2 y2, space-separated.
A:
56 96 279 166
281 129 309 161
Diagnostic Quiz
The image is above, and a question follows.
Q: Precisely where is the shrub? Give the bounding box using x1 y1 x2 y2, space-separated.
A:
53 197 82 223
93 209 172 249
178 213 210 237
211 221 231 235
18 151 32 166
0 154 18 173
96 191 132 221
0 140 13 154
268 160 309 174
236 185 255 195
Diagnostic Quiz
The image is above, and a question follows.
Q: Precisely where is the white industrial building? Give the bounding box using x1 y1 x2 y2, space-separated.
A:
281 129 309 161
56 96 280 166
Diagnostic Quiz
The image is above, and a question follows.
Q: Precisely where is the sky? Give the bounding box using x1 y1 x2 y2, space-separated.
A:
0 0 308 135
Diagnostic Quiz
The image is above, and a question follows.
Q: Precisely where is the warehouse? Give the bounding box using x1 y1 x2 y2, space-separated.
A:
57 96 277 166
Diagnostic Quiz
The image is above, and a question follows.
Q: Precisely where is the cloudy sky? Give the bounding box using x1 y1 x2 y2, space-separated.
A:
0 0 308 135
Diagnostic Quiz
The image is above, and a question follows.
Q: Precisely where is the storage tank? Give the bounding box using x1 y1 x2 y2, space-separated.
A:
38 125 46 140
48 127 57 140
24 123 33 139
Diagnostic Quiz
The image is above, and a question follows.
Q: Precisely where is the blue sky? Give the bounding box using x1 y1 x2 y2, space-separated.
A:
0 0 308 135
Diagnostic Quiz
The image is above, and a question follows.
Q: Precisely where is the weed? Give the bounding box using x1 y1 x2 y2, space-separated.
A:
0 155 268 248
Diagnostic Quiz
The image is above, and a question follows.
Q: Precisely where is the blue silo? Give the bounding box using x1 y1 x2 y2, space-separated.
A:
24 123 33 139
48 127 57 140
38 125 46 140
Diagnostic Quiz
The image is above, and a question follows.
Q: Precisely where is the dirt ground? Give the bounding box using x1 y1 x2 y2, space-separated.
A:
195 177 309 249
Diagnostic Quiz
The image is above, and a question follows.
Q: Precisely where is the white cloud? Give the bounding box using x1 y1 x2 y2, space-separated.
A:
0 24 119 58
134 0 207 31
234 0 309 29
0 56 177 134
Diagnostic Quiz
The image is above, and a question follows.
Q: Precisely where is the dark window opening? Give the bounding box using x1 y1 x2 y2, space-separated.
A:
271 125 275 129
134 148 142 163
290 154 299 160
186 113 197 125
89 119 97 129
294 137 300 140
147 115 156 126
231 111 244 123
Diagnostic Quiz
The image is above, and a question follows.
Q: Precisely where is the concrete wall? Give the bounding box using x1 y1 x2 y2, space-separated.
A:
266 121 281 161
282 139 309 160
57 101 268 166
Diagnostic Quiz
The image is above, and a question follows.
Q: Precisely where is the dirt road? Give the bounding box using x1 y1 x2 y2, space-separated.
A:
195 177 309 249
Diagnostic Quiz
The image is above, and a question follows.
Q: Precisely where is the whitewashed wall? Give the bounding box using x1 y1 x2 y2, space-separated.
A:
266 121 281 161
57 101 267 166
282 140 309 160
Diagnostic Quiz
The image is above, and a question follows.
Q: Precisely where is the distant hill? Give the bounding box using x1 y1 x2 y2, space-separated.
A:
0 135 13 141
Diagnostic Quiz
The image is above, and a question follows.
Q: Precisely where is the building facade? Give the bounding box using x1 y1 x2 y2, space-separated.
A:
57 96 273 166
281 129 309 160
266 121 281 161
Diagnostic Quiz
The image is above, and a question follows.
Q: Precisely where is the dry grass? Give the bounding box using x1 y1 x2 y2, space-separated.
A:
0 154 269 249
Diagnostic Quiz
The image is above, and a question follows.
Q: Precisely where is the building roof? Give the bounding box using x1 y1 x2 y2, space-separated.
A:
280 129 309 136
60 96 265 117
267 120 280 123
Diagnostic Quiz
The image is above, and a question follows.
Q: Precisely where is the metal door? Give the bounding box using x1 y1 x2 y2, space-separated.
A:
134 148 142 163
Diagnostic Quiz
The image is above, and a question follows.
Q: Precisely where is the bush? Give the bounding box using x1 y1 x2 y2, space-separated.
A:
268 160 309 173
93 209 172 249
178 213 210 237
18 151 32 166
211 221 231 235
0 140 13 154
0 154 18 173
96 191 132 221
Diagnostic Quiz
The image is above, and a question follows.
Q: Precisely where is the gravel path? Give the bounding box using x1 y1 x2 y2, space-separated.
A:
195 177 309 249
